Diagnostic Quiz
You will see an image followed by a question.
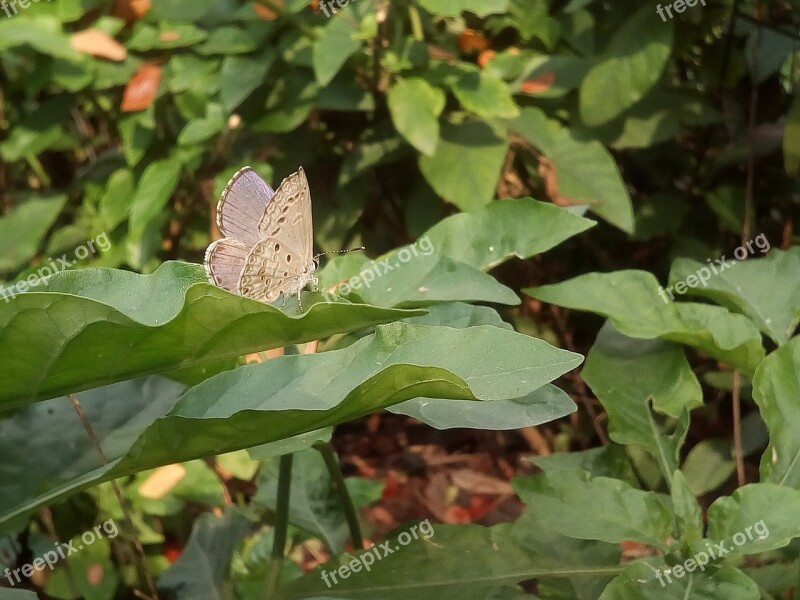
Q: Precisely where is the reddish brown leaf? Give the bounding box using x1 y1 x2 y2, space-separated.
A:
520 71 556 94
121 63 161 112
253 0 284 19
538 155 582 207
458 28 490 53
70 29 127 61
111 0 151 22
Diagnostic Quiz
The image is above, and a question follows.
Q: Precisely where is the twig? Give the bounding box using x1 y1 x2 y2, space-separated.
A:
203 457 235 506
262 454 293 600
68 394 159 600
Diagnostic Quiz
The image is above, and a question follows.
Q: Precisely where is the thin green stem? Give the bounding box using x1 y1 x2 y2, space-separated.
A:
408 4 424 41
315 442 364 549
263 454 293 600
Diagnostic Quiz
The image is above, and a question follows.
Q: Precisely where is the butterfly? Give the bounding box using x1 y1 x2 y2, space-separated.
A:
204 166 319 307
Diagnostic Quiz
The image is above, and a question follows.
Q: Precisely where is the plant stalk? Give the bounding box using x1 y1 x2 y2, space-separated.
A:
263 453 293 600
315 442 364 549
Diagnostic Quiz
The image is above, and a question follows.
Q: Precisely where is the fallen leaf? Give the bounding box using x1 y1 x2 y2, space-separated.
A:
520 71 556 94
458 28 490 53
121 63 161 112
253 0 284 19
70 29 127 61
450 469 514 495
138 463 187 499
477 49 496 68
112 0 151 21
538 155 582 207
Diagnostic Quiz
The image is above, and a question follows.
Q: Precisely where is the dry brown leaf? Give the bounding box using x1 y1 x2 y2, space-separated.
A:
450 469 514 495
520 71 556 94
111 0 151 22
538 155 582 207
253 0 284 19
70 29 127 61
138 464 187 499
121 63 161 112
458 28 490 53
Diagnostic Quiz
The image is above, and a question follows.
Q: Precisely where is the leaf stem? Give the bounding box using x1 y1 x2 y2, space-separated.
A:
315 441 364 549
408 4 424 41
263 453 293 600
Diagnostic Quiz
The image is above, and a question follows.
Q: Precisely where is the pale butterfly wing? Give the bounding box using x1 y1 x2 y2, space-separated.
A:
216 166 275 248
238 237 313 302
257 167 313 266
204 238 250 293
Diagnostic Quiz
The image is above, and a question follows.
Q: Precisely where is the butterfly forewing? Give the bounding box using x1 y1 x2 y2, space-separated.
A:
257 167 313 265
216 167 276 248
239 237 309 302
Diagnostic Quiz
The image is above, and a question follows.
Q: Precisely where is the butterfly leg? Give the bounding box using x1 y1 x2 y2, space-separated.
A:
279 291 286 308
297 290 304 313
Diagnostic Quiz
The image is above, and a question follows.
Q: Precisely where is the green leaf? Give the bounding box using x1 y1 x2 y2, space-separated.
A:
0 261 419 411
220 47 278 112
415 0 509 17
784 94 800 175
99 168 135 232
321 252 519 307
0 322 580 525
126 23 208 50
510 107 634 233
599 561 759 600
159 509 252 599
256 69 318 133
752 336 800 487
451 71 519 120
0 195 66 274
0 16 76 58
388 77 446 156
670 470 703 548
582 323 698 477
423 197 595 271
389 384 576 430
419 119 509 211
128 157 183 238
513 469 673 549
705 483 800 557
669 247 800 345
531 445 638 486
177 103 226 145
527 270 765 373
681 439 736 496
276 524 624 599
254 448 350 552
196 24 264 55
578 5 673 127
118 106 155 166
312 14 362 86
44 534 118 600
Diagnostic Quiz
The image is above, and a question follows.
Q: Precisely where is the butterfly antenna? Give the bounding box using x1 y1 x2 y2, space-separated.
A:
314 247 365 260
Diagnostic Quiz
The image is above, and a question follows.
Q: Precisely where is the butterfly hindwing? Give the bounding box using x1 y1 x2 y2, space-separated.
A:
216 167 275 248
204 238 250 293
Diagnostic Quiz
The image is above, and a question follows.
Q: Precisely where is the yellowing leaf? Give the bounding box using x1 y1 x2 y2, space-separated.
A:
70 29 127 61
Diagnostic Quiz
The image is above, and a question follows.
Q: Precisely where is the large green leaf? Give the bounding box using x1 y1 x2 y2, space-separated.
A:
705 483 800 558
415 0 508 16
513 469 673 549
599 561 759 600
128 157 183 238
578 5 673 127
254 448 352 552
582 323 699 478
752 336 800 487
419 119 509 211
276 524 624 599
451 71 519 120
0 194 66 274
159 509 253 599
319 252 519 307
510 107 634 233
0 261 420 411
387 77 446 156
423 197 595 271
527 270 765 373
669 247 800 345
0 15 76 58
312 8 363 85
0 322 581 526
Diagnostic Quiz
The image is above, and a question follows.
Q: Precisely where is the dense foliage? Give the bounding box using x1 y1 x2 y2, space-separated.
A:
0 0 799 598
